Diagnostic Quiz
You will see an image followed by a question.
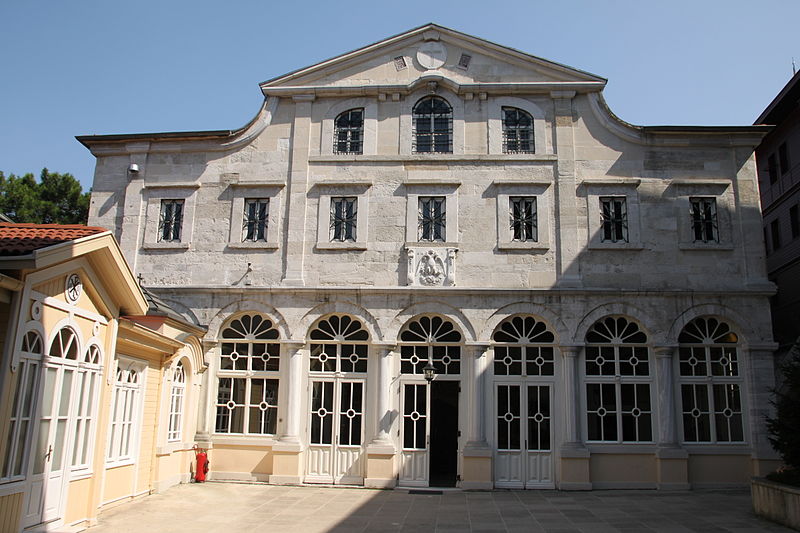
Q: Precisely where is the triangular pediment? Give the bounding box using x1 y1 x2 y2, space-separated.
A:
260 24 605 94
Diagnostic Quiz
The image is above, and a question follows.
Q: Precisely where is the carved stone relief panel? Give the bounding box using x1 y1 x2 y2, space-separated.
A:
405 247 457 286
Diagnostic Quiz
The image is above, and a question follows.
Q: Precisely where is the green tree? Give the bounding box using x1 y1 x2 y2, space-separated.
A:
767 339 800 485
0 168 90 224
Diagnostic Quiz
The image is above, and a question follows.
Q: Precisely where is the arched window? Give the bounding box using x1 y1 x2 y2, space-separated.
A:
309 315 369 373
334 108 364 154
678 317 743 443
108 357 146 464
412 96 452 153
215 314 280 435
168 362 187 442
48 327 79 360
492 316 555 376
400 315 461 375
1 331 43 480
71 343 103 470
502 107 534 153
585 317 652 443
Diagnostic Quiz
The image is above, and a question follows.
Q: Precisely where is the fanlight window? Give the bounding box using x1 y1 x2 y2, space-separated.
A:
678 317 743 443
48 327 79 360
334 108 364 154
220 314 280 372
585 316 651 443
400 315 462 375
492 316 555 376
85 344 102 365
412 96 453 153
309 315 369 373
22 330 43 354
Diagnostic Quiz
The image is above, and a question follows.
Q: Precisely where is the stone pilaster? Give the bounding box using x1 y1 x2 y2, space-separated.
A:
551 91 582 288
281 95 314 285
559 345 591 490
654 345 689 490
462 344 492 490
193 339 218 447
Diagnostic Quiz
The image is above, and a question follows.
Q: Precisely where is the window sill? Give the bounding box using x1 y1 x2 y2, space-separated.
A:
681 444 751 454
226 242 279 250
156 441 193 455
315 242 368 251
588 242 645 251
679 242 734 251
0 480 25 497
69 469 94 481
309 154 558 163
142 242 190 250
498 241 550 251
406 241 459 248
585 444 657 454
211 434 277 447
105 459 135 470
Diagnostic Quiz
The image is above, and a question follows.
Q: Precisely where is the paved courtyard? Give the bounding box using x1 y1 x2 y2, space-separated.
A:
86 482 791 533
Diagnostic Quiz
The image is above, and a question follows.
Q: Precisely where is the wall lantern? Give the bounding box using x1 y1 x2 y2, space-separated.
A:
423 361 436 382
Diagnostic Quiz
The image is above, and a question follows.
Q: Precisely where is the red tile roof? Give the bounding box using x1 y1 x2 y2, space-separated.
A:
0 223 107 256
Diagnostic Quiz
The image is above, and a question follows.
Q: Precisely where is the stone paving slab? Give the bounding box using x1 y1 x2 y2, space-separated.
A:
84 483 793 533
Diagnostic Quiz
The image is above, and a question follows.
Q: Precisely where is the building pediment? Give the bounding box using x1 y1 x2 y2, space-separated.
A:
259 23 606 97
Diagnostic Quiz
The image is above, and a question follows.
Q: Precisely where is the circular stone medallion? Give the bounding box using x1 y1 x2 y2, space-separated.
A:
416 42 447 70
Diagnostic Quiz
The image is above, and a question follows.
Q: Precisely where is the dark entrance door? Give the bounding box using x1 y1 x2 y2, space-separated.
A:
429 380 459 487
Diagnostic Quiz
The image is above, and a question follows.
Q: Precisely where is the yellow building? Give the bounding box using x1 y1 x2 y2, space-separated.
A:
0 223 205 532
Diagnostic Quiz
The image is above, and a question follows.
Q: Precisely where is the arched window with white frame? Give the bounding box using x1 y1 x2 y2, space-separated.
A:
584 316 652 443
1 330 43 481
678 317 744 443
107 358 146 465
167 361 187 442
399 315 462 376
70 342 103 471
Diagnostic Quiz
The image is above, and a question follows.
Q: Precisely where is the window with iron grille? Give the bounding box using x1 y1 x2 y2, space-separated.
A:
510 197 537 242
600 197 628 243
242 199 269 242
418 196 446 242
330 197 357 242
768 154 778 184
334 109 364 154
678 317 744 443
158 200 184 242
690 197 719 243
502 107 534 153
412 96 452 153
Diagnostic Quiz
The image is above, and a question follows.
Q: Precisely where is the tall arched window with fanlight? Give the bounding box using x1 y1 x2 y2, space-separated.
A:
678 317 744 443
168 362 187 442
412 96 453 153
584 317 652 443
215 314 280 435
71 342 103 471
1 330 42 481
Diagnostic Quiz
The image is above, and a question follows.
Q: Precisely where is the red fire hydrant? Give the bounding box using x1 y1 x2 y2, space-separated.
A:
193 446 209 483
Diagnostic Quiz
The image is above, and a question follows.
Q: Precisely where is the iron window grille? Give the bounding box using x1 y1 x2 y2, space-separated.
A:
418 196 446 242
600 197 628 243
334 108 364 154
158 199 184 242
242 198 269 242
510 197 538 242
690 197 719 243
412 96 452 153
502 107 534 153
330 197 357 242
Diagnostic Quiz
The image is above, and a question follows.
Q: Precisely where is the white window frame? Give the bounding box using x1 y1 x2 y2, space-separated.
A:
494 180 552 250
70 342 103 476
488 97 548 155
142 185 199 250
167 362 186 443
106 357 146 467
403 182 460 245
583 179 643 250
313 182 370 250
227 183 284 249
673 180 734 250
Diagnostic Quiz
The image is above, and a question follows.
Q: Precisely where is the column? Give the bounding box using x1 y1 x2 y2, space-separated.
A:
558 345 591 490
461 344 492 490
193 339 218 445
551 91 582 288
654 345 689 489
271 341 304 484
748 345 781 476
366 345 397 488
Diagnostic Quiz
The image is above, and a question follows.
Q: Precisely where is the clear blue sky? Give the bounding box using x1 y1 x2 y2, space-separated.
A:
2 0 798 191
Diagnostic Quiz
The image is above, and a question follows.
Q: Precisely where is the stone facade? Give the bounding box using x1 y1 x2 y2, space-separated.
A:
80 24 778 489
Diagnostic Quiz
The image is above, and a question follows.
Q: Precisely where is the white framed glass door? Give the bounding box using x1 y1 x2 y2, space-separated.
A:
494 383 553 488
399 382 429 486
305 379 365 484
